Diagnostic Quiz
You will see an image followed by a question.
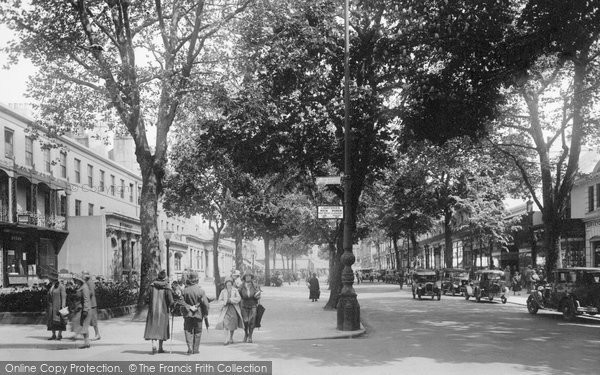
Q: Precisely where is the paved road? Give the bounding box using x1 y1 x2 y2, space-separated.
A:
1 283 598 375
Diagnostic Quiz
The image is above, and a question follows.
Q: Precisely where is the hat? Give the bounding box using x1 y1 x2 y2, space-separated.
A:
187 271 199 284
224 277 234 285
233 270 241 277
82 270 91 280
243 270 255 280
157 270 167 280
72 273 85 284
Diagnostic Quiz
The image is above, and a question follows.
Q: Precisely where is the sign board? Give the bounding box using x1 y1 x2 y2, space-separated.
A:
316 176 342 186
318 206 344 219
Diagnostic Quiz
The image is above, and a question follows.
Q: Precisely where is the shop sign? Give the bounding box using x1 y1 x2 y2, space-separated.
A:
317 206 344 219
8 275 28 284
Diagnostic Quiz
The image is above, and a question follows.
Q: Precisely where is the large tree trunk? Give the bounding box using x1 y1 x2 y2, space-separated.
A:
135 166 162 317
444 207 453 268
324 235 343 310
212 229 222 297
264 235 271 286
234 225 244 271
392 234 401 271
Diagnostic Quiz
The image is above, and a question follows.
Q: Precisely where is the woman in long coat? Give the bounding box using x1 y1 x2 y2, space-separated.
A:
46 274 66 340
308 273 320 302
144 270 173 354
70 274 92 348
216 278 244 345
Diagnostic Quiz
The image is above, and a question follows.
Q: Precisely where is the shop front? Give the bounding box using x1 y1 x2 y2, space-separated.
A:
1 225 67 287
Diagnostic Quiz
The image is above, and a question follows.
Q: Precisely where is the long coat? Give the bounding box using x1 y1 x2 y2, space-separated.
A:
216 287 244 330
46 282 66 331
144 280 173 340
308 276 320 300
71 283 91 334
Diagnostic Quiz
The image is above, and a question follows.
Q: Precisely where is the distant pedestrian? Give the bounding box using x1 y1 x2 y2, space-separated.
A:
46 273 66 341
144 270 173 354
216 278 244 345
83 271 100 341
240 271 261 343
355 271 361 284
512 272 522 295
180 271 209 355
71 274 92 349
308 273 320 302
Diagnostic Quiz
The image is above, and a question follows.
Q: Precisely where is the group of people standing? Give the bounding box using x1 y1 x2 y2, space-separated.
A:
143 268 262 355
45 271 101 349
216 270 262 345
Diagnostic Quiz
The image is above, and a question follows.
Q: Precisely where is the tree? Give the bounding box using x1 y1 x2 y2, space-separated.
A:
163 119 256 295
0 0 252 311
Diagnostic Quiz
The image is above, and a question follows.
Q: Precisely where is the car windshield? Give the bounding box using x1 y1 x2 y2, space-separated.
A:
487 274 503 281
416 275 436 283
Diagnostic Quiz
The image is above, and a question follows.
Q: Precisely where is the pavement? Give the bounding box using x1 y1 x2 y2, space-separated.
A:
0 280 365 361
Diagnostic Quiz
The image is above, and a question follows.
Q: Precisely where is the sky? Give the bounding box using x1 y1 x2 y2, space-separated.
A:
0 25 35 105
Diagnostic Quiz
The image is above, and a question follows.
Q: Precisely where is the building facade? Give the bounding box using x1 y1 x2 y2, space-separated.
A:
571 158 600 267
0 103 241 286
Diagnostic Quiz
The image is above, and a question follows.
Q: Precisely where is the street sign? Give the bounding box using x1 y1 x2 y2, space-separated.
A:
318 205 344 219
316 176 342 185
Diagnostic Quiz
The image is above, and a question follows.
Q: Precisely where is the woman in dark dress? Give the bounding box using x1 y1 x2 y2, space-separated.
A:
239 271 261 343
71 273 92 348
144 270 174 354
308 273 320 302
46 273 66 340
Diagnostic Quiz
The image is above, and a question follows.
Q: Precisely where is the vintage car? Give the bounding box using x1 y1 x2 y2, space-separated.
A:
440 268 470 296
411 269 441 300
526 267 600 321
465 269 508 303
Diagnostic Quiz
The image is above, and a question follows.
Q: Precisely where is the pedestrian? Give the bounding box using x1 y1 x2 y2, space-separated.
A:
240 270 261 343
504 266 511 290
307 273 320 302
46 273 66 341
216 278 244 345
180 271 209 355
231 270 243 289
144 270 173 354
83 271 101 341
512 271 522 295
525 265 534 291
355 271 360 284
71 273 92 349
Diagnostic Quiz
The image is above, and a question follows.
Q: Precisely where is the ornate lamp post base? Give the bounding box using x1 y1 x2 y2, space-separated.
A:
337 289 361 331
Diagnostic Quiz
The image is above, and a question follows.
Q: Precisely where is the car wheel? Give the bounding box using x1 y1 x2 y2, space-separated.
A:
437 292 441 301
501 296 507 304
562 299 576 321
465 291 470 301
526 295 539 314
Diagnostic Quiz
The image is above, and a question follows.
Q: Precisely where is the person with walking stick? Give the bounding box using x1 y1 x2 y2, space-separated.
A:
181 271 209 355
143 270 173 354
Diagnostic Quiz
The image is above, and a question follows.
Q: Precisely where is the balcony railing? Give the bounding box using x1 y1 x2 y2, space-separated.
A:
16 212 67 230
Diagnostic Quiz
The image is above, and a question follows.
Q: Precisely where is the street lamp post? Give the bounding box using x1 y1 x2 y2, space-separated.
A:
337 0 360 331
164 230 174 280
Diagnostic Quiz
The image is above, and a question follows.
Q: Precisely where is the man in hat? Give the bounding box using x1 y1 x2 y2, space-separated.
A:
181 271 210 355
83 271 101 341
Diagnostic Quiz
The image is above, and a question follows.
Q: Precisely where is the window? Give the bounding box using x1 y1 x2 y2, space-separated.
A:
60 195 66 216
137 186 141 205
597 184 600 209
88 203 94 216
60 151 67 178
74 159 81 183
99 170 105 192
589 186 595 212
75 200 81 216
4 128 14 158
175 253 182 271
120 179 125 198
44 148 51 173
87 164 93 188
110 175 115 195
129 183 134 202
25 137 33 167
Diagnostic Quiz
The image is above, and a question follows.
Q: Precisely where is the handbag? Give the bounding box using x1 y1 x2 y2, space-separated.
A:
255 304 266 328
59 306 69 318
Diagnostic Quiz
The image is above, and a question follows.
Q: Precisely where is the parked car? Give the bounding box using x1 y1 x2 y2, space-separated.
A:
440 268 470 296
360 269 374 282
465 269 508 303
526 267 600 321
384 270 399 284
411 269 441 300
